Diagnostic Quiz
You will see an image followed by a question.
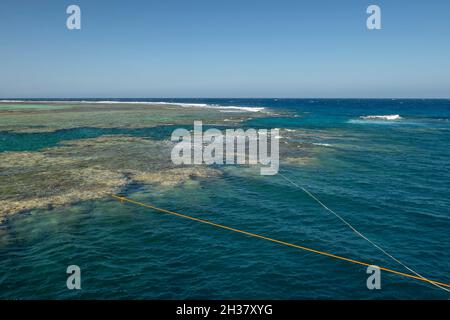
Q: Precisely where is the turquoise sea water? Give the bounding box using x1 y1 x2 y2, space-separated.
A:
0 99 449 299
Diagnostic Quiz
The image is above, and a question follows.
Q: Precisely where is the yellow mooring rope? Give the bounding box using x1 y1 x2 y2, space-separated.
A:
112 194 450 290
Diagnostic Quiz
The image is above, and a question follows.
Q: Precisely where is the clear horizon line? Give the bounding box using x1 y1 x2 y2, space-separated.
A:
1 97 449 100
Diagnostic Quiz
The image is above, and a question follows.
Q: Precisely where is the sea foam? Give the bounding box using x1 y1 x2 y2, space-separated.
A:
154 102 264 112
360 114 402 120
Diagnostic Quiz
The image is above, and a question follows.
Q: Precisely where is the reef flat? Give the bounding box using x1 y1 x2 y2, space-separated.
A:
0 101 265 221
0 135 222 221
0 101 258 133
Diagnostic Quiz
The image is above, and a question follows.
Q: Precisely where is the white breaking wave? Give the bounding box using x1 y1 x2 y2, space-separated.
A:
152 102 265 112
360 114 402 120
216 106 265 112
313 143 333 147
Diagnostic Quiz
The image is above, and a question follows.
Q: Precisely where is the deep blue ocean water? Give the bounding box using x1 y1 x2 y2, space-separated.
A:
0 99 449 299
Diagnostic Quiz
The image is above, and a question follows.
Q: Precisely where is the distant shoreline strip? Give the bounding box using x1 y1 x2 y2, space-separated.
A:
0 100 265 112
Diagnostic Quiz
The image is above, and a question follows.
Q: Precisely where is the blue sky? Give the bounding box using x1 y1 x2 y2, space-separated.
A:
0 0 449 98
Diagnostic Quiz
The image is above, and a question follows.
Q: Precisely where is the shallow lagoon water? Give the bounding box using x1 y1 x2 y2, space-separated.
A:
0 99 449 299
